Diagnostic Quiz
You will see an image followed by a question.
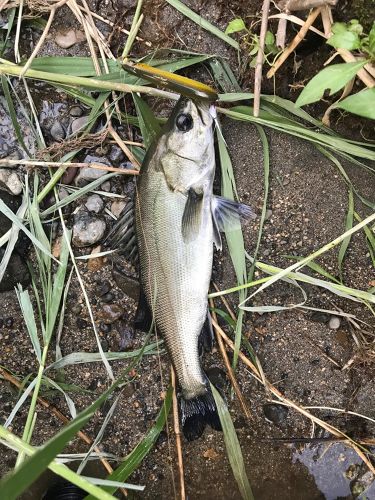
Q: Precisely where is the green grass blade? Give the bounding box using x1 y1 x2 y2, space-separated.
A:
338 188 354 278
132 94 161 148
337 87 375 120
47 342 162 370
0 198 58 262
0 369 132 499
248 125 269 282
85 386 173 498
46 230 71 341
282 255 341 284
218 132 246 370
30 56 120 76
15 286 41 362
211 385 254 500
165 0 239 49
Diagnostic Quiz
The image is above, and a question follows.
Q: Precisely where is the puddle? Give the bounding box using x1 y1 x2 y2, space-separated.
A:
293 443 375 499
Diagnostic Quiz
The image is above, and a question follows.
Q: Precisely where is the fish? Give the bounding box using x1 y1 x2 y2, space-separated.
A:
107 97 253 440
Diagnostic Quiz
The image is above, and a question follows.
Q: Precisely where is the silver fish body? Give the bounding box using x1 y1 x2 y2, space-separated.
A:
135 99 215 401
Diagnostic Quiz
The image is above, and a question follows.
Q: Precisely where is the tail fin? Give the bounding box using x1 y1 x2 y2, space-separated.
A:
180 389 221 441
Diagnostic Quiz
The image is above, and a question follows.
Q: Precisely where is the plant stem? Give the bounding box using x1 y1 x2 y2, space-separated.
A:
0 60 178 99
15 344 49 467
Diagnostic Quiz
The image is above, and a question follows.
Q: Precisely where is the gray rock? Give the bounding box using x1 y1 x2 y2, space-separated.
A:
0 248 30 292
265 209 273 220
0 170 22 195
74 155 110 187
50 121 65 141
71 115 89 135
75 166 107 187
69 106 83 117
112 268 140 301
329 316 341 330
109 145 125 163
72 210 106 247
101 181 111 192
85 194 104 213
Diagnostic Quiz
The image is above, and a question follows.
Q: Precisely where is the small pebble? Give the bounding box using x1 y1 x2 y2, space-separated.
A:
119 323 135 350
265 209 273 220
0 170 22 195
101 181 111 192
97 280 111 296
5 317 14 328
99 321 111 334
111 200 126 219
85 194 104 214
55 29 85 49
109 145 125 163
50 121 65 141
71 115 89 135
101 292 114 303
329 316 341 330
69 106 83 117
112 268 140 301
72 211 106 247
100 304 124 324
75 166 107 187
263 403 288 424
101 339 109 352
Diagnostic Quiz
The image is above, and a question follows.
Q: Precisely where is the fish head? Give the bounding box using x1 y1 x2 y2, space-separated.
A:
165 98 214 163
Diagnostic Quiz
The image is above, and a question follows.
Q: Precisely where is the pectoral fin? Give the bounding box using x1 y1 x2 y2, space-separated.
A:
211 196 255 249
181 188 203 243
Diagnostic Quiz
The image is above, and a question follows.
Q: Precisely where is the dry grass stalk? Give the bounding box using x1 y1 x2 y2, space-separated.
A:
276 17 288 49
209 298 251 419
0 157 139 174
170 366 186 500
267 7 322 78
253 0 271 117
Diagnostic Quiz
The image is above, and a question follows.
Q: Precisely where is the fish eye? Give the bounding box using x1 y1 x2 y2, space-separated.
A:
176 113 193 132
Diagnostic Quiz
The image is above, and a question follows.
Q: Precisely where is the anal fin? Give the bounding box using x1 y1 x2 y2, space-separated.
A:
134 287 154 333
198 311 214 355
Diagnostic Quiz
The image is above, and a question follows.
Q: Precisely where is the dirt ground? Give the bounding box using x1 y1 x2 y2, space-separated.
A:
0 0 375 499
